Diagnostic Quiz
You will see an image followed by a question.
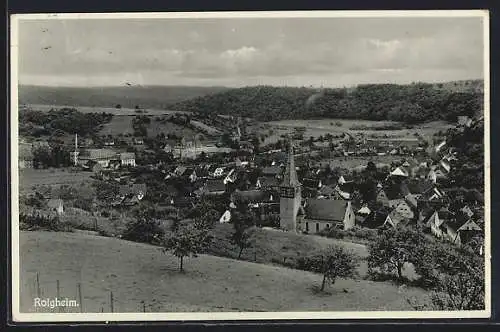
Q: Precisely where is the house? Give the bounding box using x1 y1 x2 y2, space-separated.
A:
47 199 64 215
390 166 409 177
133 137 144 145
120 152 136 167
299 199 355 234
425 207 454 239
223 168 238 185
78 149 117 168
443 219 482 246
460 205 474 218
202 179 226 196
213 167 226 178
119 183 147 201
383 210 409 228
393 201 415 220
183 168 197 183
219 210 231 223
377 183 405 208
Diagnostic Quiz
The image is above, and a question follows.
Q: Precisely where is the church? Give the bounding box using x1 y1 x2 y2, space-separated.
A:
279 141 355 233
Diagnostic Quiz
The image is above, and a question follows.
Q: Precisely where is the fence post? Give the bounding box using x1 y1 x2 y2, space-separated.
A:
77 283 83 313
110 291 114 313
36 272 41 298
56 280 62 313
143 301 146 313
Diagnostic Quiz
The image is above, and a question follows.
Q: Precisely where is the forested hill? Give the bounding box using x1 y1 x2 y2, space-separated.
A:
170 80 483 124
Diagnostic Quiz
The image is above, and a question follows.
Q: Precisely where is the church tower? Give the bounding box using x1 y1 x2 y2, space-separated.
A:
279 140 302 232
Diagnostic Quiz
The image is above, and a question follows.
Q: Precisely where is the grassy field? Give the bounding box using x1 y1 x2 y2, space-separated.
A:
262 119 453 141
18 168 95 195
19 231 430 313
98 115 200 139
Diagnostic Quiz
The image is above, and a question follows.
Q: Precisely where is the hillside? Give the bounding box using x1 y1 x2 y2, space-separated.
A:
19 231 430 313
170 80 484 124
18 85 231 110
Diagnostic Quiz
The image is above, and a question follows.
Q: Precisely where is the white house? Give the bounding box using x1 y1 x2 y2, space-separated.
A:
219 210 232 223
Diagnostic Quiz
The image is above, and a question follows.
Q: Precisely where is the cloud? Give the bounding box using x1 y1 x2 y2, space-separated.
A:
17 17 484 87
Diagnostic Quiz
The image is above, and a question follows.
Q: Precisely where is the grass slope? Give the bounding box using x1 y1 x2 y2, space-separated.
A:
19 231 429 313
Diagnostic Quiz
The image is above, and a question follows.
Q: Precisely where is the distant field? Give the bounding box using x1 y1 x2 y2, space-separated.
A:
19 231 430 313
18 85 230 110
20 104 188 116
19 168 94 194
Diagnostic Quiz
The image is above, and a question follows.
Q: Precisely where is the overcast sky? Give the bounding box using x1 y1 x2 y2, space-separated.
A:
16 15 485 88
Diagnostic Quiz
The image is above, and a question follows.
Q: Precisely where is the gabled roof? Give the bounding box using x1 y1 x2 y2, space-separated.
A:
304 199 348 222
457 220 482 232
390 167 409 177
357 206 371 215
406 180 434 195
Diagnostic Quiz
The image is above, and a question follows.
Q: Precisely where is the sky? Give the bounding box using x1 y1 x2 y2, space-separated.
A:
15 14 486 88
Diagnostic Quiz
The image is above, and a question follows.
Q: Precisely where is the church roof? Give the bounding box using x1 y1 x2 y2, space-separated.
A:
281 142 300 187
304 199 348 222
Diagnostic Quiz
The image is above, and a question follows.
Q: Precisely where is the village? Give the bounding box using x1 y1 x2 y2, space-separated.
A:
18 110 484 255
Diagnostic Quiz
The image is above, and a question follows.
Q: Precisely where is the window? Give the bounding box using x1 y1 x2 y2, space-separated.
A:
316 223 319 232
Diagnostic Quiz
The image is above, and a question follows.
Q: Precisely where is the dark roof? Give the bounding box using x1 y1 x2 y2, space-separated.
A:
319 185 336 196
258 176 280 188
205 179 226 192
262 166 281 176
302 178 321 188
383 182 405 201
304 199 348 222
406 180 434 195
232 190 271 203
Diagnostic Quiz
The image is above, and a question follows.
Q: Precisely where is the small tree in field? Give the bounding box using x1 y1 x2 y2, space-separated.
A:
306 245 360 292
230 211 255 259
161 222 213 272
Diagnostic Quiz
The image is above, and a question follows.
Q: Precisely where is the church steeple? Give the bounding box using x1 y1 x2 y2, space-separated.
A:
279 139 302 233
282 141 300 187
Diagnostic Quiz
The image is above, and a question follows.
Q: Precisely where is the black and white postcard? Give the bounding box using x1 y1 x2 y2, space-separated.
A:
10 10 490 321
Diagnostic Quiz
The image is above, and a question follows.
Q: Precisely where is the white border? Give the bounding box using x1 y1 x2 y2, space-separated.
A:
10 10 491 322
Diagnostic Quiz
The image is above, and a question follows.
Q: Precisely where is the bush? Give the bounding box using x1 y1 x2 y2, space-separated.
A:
20 213 71 232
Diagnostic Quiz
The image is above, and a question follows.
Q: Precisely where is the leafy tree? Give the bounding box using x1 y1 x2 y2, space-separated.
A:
367 227 426 281
161 222 213 272
299 245 360 292
93 181 120 203
32 146 52 168
230 211 256 259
